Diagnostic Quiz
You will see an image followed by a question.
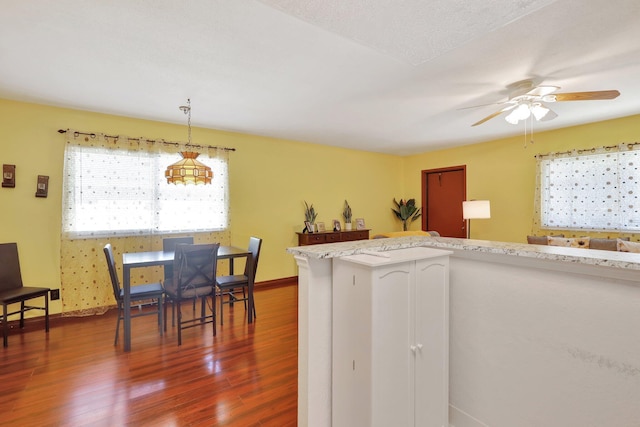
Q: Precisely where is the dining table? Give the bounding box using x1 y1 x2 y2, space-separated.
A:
121 245 252 352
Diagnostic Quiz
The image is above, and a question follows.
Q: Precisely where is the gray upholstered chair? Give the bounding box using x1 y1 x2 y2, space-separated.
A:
163 243 219 345
162 237 195 326
216 237 262 325
103 243 164 346
162 237 194 280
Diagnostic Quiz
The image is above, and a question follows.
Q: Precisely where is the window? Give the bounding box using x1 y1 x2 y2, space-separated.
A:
62 136 229 238
538 147 640 231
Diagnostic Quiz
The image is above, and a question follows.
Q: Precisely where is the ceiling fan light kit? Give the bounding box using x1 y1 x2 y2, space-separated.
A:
505 102 550 124
470 80 620 127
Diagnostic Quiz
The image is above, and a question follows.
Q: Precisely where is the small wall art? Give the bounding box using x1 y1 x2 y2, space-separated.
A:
2 164 16 188
35 175 49 198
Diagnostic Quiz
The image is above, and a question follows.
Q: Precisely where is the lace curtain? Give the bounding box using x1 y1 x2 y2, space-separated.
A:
532 143 640 235
60 130 231 315
62 132 229 238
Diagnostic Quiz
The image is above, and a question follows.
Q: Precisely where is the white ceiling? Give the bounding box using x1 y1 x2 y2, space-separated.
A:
1 0 639 155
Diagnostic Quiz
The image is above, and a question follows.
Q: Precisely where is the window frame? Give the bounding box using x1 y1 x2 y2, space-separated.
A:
62 136 229 239
537 146 640 233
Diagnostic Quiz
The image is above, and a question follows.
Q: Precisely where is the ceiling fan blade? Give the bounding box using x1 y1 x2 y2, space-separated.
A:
526 85 560 97
553 90 620 101
458 101 507 110
471 104 516 126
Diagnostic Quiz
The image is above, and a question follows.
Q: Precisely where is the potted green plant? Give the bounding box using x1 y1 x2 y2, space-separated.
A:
392 198 422 231
343 200 353 231
304 201 318 233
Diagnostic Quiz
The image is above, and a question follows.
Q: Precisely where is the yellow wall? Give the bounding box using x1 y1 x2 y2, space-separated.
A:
403 114 640 242
3 96 639 317
0 98 402 315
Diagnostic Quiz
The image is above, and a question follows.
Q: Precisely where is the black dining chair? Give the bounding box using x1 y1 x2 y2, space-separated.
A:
0 242 50 347
103 243 164 346
216 237 262 325
162 237 195 279
163 243 219 345
162 237 194 326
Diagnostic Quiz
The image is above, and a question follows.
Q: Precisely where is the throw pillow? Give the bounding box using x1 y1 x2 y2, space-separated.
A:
526 234 565 245
548 237 590 248
527 235 549 245
589 237 629 251
617 239 640 253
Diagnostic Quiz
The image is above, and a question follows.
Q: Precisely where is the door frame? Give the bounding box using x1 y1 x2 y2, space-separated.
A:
421 165 466 232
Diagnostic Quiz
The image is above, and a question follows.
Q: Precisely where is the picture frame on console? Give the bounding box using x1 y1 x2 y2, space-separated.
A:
333 219 341 231
355 218 366 230
316 222 326 232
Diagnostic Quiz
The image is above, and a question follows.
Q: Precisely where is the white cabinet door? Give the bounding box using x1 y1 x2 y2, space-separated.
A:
370 265 413 427
414 259 449 427
332 259 377 427
332 247 450 427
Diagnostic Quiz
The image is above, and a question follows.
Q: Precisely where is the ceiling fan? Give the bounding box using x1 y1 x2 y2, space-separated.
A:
469 80 620 127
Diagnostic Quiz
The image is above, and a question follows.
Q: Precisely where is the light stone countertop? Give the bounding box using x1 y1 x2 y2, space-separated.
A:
287 236 640 271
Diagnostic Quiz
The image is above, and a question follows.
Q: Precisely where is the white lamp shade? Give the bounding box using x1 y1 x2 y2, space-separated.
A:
505 103 531 124
463 200 491 219
530 103 550 120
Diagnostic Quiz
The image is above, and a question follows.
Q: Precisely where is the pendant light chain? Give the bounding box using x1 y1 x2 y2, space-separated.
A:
186 98 191 145
180 98 192 146
166 98 213 185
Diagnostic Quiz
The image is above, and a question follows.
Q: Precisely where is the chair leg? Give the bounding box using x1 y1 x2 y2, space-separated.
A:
3 303 8 347
212 294 216 337
115 305 122 346
177 305 182 346
163 297 168 332
219 289 224 326
158 296 163 337
172 300 175 327
44 293 50 332
20 301 25 328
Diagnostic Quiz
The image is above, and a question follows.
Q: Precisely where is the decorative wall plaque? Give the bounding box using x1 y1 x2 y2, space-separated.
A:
36 175 49 198
2 164 15 188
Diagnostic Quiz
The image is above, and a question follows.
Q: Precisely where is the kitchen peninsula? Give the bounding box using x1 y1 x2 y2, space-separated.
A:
288 236 640 427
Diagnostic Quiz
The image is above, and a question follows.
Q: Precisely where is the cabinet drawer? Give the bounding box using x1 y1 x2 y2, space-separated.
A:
326 233 342 243
299 233 326 245
343 230 369 241
296 229 369 245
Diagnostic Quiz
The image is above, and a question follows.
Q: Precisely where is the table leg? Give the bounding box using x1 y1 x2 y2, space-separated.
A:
123 264 131 352
229 258 235 307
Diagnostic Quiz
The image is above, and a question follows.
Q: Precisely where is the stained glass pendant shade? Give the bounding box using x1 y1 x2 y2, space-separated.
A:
165 98 213 185
165 151 213 184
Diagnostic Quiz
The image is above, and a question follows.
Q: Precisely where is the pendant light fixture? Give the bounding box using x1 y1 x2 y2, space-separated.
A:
165 98 213 185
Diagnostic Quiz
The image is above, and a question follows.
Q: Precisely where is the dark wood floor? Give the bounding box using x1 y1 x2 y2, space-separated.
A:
1 284 298 426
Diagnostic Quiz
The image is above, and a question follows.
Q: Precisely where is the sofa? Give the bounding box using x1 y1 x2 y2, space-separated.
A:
526 235 636 252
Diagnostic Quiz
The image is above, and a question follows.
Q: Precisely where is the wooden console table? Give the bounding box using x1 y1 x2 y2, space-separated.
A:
296 229 369 246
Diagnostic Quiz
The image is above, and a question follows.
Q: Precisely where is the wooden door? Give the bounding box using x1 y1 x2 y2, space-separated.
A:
422 166 466 238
